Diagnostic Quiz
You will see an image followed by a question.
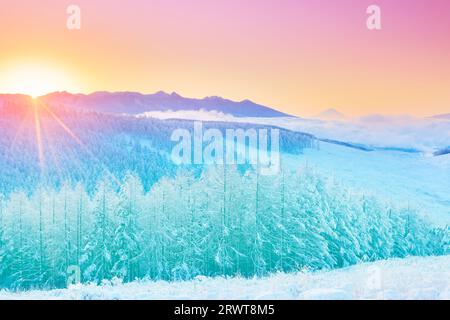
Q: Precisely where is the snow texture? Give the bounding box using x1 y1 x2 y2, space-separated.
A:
1 256 448 300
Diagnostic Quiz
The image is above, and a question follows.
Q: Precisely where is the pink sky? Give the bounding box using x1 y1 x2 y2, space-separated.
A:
1 0 450 116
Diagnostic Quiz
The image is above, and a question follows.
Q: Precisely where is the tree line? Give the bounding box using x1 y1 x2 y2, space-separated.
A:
0 166 447 290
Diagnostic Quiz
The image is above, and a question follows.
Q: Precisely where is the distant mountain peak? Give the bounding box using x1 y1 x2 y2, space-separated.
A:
431 113 450 120
153 90 169 96
317 108 346 120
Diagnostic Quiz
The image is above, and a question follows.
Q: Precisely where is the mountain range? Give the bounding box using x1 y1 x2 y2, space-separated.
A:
29 91 291 118
1 92 448 121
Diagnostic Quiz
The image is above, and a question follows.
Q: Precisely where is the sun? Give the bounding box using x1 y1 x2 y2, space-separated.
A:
0 63 78 98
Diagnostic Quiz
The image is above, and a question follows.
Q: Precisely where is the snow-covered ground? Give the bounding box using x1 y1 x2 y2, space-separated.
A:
1 256 448 300
298 142 450 226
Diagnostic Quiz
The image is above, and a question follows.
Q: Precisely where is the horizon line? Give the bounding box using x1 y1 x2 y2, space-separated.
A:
0 90 448 119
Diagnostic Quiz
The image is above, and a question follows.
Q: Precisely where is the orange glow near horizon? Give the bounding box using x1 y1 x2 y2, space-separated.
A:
0 62 81 98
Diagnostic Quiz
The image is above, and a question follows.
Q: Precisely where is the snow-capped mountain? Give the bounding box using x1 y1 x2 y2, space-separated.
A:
32 91 292 117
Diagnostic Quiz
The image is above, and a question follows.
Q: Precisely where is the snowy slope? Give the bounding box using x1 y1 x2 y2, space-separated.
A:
1 256 448 300
139 111 450 225
297 142 450 226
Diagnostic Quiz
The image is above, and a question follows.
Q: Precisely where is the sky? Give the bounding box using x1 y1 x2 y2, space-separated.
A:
0 0 449 117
